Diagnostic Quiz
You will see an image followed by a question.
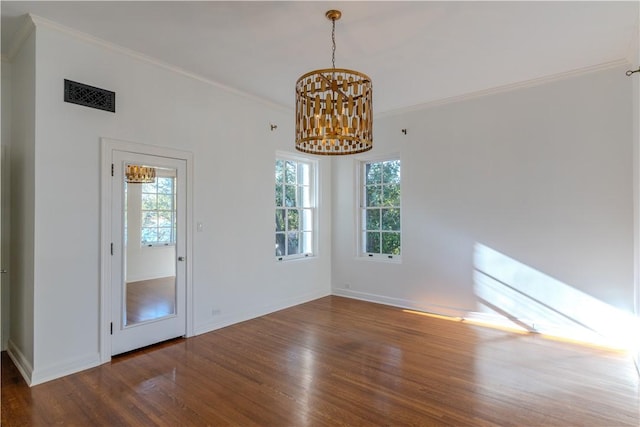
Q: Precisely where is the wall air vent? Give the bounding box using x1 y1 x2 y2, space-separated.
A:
64 79 115 113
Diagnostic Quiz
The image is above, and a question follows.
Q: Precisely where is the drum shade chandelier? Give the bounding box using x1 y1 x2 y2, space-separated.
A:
295 10 373 155
125 165 156 184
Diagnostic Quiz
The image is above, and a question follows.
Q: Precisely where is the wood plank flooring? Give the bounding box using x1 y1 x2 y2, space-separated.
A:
2 296 639 426
126 276 176 324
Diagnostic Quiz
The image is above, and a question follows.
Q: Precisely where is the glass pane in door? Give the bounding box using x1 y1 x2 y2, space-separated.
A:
123 165 177 326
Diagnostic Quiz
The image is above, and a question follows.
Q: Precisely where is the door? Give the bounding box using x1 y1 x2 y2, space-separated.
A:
111 151 187 355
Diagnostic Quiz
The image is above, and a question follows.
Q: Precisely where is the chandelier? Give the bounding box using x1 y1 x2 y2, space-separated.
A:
125 165 156 184
295 10 373 155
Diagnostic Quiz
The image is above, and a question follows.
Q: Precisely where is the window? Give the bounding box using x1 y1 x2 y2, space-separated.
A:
360 158 401 259
140 176 176 246
275 155 316 260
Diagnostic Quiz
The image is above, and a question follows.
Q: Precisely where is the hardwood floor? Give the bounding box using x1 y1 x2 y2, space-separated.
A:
2 296 639 426
126 276 176 324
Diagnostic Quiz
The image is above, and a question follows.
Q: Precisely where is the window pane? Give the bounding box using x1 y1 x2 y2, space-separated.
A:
275 209 285 232
382 183 400 207
299 185 311 208
141 182 156 193
365 162 382 185
300 231 312 253
366 209 380 231
382 160 401 184
141 228 157 244
285 185 296 207
275 160 284 184
157 227 172 243
382 232 401 255
287 232 300 255
275 184 283 206
366 232 380 253
141 194 156 210
285 161 296 184
142 211 157 227
366 185 382 207
381 208 400 231
298 162 310 186
158 211 173 227
157 177 173 194
300 209 313 231
157 195 173 210
287 209 299 231
275 233 286 257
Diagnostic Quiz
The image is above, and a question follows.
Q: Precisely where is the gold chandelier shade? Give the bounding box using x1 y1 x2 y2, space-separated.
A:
295 10 373 155
126 165 156 184
295 68 373 155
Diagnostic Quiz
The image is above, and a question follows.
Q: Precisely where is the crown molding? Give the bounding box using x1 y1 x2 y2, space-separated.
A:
376 59 632 119
26 14 291 113
5 14 36 62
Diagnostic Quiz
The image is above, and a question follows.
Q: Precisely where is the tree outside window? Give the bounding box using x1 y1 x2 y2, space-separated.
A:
275 156 315 260
362 159 401 258
141 176 176 246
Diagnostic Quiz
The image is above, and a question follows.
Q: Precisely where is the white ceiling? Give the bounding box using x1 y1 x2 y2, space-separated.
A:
1 1 638 114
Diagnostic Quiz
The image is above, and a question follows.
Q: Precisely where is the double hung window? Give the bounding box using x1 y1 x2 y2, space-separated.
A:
275 155 316 260
360 158 401 259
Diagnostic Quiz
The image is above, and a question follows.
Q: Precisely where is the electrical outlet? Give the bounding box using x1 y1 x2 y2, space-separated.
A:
212 308 221 316
344 283 351 289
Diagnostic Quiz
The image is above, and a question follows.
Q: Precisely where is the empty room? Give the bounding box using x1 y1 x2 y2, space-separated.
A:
1 1 639 425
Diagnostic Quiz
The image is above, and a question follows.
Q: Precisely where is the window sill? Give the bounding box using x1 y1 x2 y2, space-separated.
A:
357 254 402 264
276 254 315 263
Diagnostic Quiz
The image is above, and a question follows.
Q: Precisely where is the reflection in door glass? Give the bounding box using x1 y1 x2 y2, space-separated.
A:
124 165 177 326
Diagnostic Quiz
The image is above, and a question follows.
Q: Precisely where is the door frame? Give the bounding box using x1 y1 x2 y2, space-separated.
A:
100 137 194 363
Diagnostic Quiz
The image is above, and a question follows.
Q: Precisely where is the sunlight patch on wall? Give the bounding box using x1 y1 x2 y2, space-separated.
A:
473 243 639 351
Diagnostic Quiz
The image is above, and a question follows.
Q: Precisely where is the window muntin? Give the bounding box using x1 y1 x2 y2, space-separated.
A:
361 159 401 259
275 156 315 260
140 176 176 246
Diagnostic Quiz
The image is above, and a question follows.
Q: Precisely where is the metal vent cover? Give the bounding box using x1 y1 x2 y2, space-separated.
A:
64 79 115 113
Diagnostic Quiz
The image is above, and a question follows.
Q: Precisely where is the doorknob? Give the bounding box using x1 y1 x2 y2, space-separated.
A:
177 256 185 262
0 269 6 274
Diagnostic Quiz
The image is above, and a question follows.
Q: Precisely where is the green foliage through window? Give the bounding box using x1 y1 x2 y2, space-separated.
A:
362 159 401 257
141 176 176 246
275 157 314 259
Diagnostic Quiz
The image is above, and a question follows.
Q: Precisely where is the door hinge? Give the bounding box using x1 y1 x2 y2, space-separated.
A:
110 322 113 335
110 243 113 255
111 163 114 177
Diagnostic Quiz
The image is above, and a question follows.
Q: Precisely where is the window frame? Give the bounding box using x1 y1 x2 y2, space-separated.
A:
275 151 318 261
357 154 402 262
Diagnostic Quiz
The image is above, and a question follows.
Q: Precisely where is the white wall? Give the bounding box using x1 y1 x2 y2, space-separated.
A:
632 5 640 368
333 66 635 347
1 59 12 350
6 29 36 374
9 19 331 384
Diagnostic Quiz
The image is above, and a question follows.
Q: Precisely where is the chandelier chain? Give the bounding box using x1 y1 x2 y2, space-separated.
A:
331 17 336 69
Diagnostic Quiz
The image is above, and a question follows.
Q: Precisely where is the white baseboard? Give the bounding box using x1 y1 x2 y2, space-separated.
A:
332 288 631 351
194 289 330 336
332 287 469 318
7 339 103 386
30 352 102 386
7 339 33 386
